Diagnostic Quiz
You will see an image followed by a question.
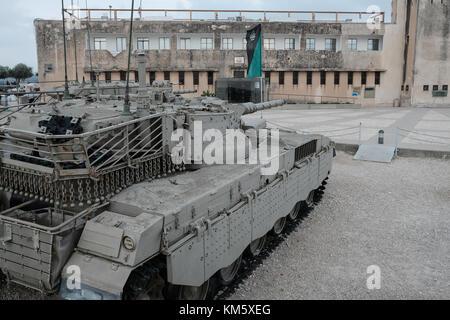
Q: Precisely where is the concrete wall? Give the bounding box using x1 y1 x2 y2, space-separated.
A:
410 0 450 106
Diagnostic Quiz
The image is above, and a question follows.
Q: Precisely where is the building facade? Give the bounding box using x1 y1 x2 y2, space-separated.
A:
34 0 449 106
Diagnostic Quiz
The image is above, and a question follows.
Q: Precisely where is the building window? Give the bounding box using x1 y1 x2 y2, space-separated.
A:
242 38 247 49
234 71 245 78
120 71 126 81
307 71 313 85
90 72 97 81
285 38 295 50
137 37 150 50
320 71 326 85
361 72 367 85
180 38 191 50
334 72 340 85
375 72 381 85
325 39 337 51
433 85 439 91
368 39 380 51
159 37 170 50
193 71 199 85
200 38 213 50
150 71 155 84
208 71 214 85
94 38 106 50
364 87 375 99
348 72 353 85
279 72 285 85
164 71 170 81
222 38 233 50
105 71 111 83
443 85 448 91
423 85 429 91
134 71 139 83
348 38 357 51
264 38 275 50
265 71 271 85
293 71 299 85
406 85 409 92
306 38 315 51
44 64 54 73
116 37 127 52
178 71 185 85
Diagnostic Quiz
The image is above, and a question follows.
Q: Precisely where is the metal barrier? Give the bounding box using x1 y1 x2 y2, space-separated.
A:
266 120 362 141
269 93 357 105
395 127 450 156
267 119 450 159
65 8 385 23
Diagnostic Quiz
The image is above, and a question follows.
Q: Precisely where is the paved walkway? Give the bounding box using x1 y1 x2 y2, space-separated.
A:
244 106 450 153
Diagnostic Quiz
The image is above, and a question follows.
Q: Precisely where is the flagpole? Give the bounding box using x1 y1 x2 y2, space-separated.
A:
261 26 263 118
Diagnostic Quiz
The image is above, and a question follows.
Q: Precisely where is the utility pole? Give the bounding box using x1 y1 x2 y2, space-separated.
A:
122 0 135 115
73 21 79 83
62 0 70 99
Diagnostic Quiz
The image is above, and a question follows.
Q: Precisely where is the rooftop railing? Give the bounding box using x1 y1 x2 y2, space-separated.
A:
64 8 385 24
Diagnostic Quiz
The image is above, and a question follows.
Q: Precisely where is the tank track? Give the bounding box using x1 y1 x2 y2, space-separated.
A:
123 179 328 300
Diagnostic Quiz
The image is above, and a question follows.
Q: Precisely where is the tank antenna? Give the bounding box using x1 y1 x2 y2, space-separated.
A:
61 0 70 99
122 0 135 115
85 0 94 86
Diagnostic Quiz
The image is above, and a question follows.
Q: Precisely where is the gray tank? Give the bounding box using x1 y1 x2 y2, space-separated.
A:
0 54 335 300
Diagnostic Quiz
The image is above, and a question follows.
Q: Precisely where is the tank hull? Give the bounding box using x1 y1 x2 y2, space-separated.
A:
56 133 334 299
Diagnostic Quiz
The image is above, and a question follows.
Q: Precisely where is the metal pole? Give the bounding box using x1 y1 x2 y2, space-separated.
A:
85 0 94 87
123 0 135 115
260 77 263 119
73 24 79 83
394 127 399 157
96 72 100 101
358 122 362 146
61 0 70 100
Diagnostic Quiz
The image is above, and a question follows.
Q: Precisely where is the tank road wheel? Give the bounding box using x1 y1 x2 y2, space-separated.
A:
301 190 315 210
165 280 210 300
271 217 287 236
0 271 5 287
246 235 267 257
123 260 166 300
178 281 210 300
0 192 10 212
288 202 301 221
218 254 243 286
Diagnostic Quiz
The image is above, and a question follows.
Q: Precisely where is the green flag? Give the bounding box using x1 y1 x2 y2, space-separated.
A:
246 24 262 78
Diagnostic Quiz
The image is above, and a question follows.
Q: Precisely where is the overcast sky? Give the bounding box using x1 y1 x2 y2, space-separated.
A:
0 0 392 72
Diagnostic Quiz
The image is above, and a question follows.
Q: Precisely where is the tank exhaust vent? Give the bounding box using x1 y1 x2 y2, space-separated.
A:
295 140 317 162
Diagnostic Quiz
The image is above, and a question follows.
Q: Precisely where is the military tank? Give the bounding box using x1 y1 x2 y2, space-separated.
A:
47 80 197 101
0 54 335 300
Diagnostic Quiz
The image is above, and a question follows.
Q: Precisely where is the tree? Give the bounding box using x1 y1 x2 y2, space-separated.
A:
0 65 10 79
11 64 33 82
10 63 33 91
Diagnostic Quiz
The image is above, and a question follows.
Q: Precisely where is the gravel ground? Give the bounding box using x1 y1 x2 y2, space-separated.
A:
1 152 449 300
229 152 450 300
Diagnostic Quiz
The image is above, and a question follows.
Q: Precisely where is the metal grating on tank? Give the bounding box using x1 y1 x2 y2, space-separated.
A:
0 114 170 207
0 203 107 292
294 140 317 162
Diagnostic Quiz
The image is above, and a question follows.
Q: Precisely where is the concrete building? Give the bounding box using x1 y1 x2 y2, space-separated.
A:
34 0 449 106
